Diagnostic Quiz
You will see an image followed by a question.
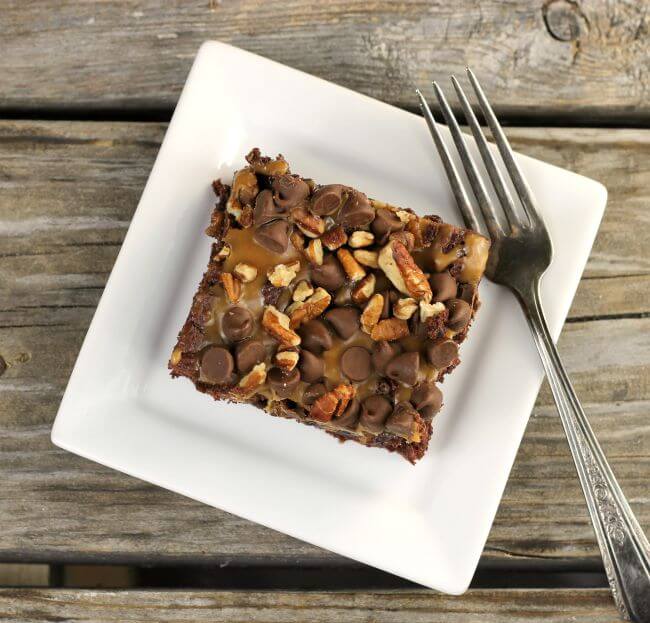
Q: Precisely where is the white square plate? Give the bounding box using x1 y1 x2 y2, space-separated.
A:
52 41 607 594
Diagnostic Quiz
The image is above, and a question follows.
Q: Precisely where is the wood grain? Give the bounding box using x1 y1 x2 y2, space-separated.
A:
1 1 649 120
1 121 648 564
0 588 620 622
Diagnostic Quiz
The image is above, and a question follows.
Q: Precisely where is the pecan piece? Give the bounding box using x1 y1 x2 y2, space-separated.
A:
351 273 376 304
336 248 366 282
262 306 301 347
267 260 301 287
239 363 267 395
290 206 325 238
233 262 258 283
393 297 418 320
370 318 409 341
305 238 324 266
289 287 332 328
310 384 356 422
348 230 375 248
274 349 300 372
219 272 242 303
353 249 379 269
360 293 384 334
378 239 432 301
321 225 348 251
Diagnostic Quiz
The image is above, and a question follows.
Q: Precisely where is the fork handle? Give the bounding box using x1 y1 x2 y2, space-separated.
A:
518 279 650 622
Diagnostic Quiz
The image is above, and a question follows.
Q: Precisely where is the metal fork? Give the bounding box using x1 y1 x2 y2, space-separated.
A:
416 71 650 622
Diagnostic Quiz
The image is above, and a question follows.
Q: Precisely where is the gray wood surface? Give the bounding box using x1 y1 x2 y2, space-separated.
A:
1 1 649 121
1 121 649 565
0 588 621 622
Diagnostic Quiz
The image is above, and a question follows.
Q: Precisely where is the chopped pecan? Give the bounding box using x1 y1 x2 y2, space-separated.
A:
370 318 409 341
239 362 267 395
353 249 379 269
267 260 301 287
378 240 432 301
419 301 446 322
321 225 348 250
360 293 384 334
351 273 376 304
389 230 415 251
292 280 314 302
233 262 258 283
310 384 356 422
219 272 241 303
274 349 299 372
336 248 366 282
348 230 375 248
226 169 259 222
393 297 418 320
290 206 325 238
262 306 301 347
290 230 306 253
289 287 332 328
305 238 324 265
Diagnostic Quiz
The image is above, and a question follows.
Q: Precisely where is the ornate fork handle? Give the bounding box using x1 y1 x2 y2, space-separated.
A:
518 279 650 621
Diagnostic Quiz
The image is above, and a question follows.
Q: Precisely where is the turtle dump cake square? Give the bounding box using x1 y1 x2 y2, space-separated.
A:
169 149 489 463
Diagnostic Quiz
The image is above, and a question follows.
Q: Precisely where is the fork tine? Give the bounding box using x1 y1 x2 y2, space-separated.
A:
431 81 503 238
450 75 521 231
415 88 481 233
466 68 544 228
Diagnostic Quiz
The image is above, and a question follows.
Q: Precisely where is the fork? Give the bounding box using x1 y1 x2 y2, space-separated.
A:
416 71 650 622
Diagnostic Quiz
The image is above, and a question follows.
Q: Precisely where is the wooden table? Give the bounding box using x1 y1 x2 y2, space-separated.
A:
1 2 648 621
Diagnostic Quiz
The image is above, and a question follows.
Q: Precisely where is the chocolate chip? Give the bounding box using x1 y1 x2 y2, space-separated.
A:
458 282 477 305
253 219 289 254
340 346 372 382
311 184 346 216
333 284 353 306
429 271 458 302
446 298 472 332
275 287 293 313
272 174 310 209
302 382 327 406
410 382 443 420
380 290 392 319
200 346 235 385
385 401 417 439
311 254 346 291
426 339 459 369
254 189 286 225
385 351 419 386
222 306 254 342
298 319 333 353
324 307 360 339
359 395 393 434
235 339 266 374
267 366 301 397
335 398 360 430
371 208 404 244
336 190 375 228
299 349 325 383
371 340 401 374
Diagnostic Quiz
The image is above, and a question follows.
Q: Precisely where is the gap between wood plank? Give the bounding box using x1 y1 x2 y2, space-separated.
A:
0 107 649 129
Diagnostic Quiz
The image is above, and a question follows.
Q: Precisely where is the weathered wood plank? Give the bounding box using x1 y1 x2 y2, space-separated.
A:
1 121 649 563
1 1 649 121
0 588 620 622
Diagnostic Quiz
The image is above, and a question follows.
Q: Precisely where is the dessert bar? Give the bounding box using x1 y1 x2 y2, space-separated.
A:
169 149 489 462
